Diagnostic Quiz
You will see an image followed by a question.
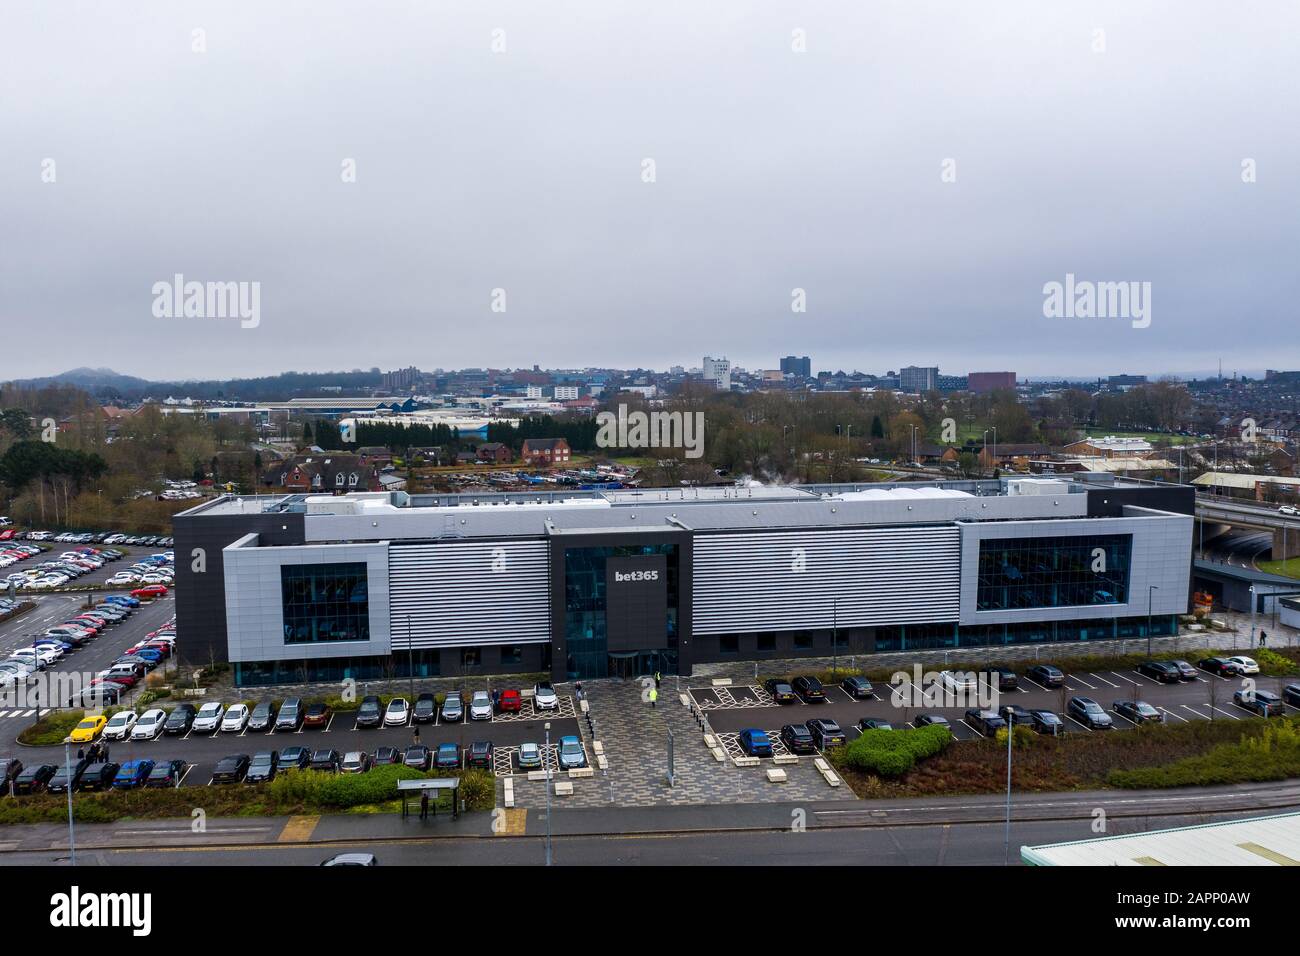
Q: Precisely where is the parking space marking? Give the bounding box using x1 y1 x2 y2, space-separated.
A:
1086 672 1121 688
1109 671 1141 687
1159 707 1187 723
1210 705 1241 720
1129 670 1163 687
1067 674 1096 689
1020 677 1054 693
1108 709 1138 728
1064 715 1093 732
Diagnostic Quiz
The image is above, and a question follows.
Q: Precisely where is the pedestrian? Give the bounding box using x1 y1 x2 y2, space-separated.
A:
76 747 85 761
1260 630 1268 648
654 670 661 689
649 687 658 709
412 726 421 747
100 742 109 764
419 791 429 820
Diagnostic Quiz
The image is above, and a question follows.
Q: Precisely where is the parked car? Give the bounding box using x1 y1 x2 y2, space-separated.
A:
1235 689 1285 717
939 670 977 695
278 747 311 771
47 758 92 794
383 697 410 727
352 696 380 729
372 746 402 766
780 723 816 754
247 700 276 732
309 749 341 772
246 751 279 783
192 702 225 734
221 704 251 733
13 764 56 794
493 688 522 714
302 702 331 728
275 698 304 732
557 735 587 769
1068 696 1113 729
805 717 846 748
467 740 494 768
964 709 1006 737
211 754 251 783
914 714 950 728
69 715 108 743
532 682 558 711
1029 709 1064 735
78 762 121 792
792 676 826 701
1171 660 1199 681
857 717 893 731
1137 661 1181 684
435 691 462 722
1284 684 1300 708
516 742 543 770
999 704 1033 726
340 751 371 774
413 693 437 724
163 704 196 735
0 757 22 789
1026 664 1065 688
1226 656 1261 675
130 708 168 740
840 675 874 699
432 744 459 770
763 679 797 704
737 728 773 757
1198 657 1243 677
468 691 493 720
145 759 187 788
1113 700 1163 724
989 668 1019 691
112 759 155 790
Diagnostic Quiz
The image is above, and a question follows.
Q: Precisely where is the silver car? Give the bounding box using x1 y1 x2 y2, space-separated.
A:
440 691 463 722
469 690 492 720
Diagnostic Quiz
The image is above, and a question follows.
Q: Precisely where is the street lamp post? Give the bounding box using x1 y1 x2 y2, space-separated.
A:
1004 707 1013 866
832 597 839 677
543 721 553 866
1146 585 1159 656
406 614 415 703
1249 585 1257 649
63 739 76 866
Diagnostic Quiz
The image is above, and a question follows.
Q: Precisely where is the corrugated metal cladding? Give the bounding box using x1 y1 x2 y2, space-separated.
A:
388 540 549 647
693 526 961 635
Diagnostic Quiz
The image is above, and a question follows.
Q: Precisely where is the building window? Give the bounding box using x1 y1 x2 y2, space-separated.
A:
349 472 359 486
281 563 370 644
719 635 739 655
756 634 776 653
976 534 1132 611
501 645 523 666
461 647 481 669
793 632 813 650
831 630 848 649
335 473 345 486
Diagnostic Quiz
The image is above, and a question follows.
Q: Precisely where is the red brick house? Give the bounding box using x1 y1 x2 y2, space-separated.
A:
520 437 571 465
476 442 513 464
262 455 380 493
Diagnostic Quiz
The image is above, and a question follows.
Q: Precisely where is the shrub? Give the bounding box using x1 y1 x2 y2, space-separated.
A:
835 724 953 777
17 710 89 746
457 769 495 811
1253 648 1299 677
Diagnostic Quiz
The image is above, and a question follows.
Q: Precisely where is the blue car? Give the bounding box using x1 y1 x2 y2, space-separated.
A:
104 596 140 608
112 759 156 790
738 728 773 757
557 735 586 769
131 648 163 663
34 639 73 652
434 743 460 769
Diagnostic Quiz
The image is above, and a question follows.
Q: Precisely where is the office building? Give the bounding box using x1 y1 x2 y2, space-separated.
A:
899 366 939 393
780 355 812 377
702 356 731 391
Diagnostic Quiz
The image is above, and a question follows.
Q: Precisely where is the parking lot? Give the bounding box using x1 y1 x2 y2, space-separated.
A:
695 662 1300 752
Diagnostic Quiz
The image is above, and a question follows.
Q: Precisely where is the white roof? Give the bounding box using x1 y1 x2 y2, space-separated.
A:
1192 472 1300 489
1022 811 1300 866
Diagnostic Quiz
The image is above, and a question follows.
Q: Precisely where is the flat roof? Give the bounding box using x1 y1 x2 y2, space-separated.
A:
1022 811 1300 866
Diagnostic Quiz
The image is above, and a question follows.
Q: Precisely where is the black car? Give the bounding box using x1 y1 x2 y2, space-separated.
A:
792 676 826 702
1026 664 1064 688
999 704 1033 726
1029 710 1064 735
964 709 1006 737
246 751 279 783
413 693 437 724
467 740 494 769
47 758 91 794
763 679 797 704
163 704 196 735
1235 689 1285 717
275 697 304 732
1067 696 1113 730
145 759 187 788
1198 657 1242 677
1284 684 1300 707
355 696 383 729
1137 661 1181 684
1113 700 1163 724
13 764 56 794
989 668 1019 691
247 700 276 732
309 749 341 772
1170 660 1199 681
78 762 121 792
914 714 950 728
404 745 432 770
857 717 893 731
278 747 311 771
780 723 816 754
0 757 22 789
373 746 402 766
211 755 251 783
805 717 846 748
840 675 874 699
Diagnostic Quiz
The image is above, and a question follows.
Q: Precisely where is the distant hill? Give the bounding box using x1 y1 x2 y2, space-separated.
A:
3 367 386 403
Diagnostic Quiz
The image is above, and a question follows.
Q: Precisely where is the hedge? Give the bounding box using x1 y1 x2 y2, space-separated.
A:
833 724 952 777
1108 720 1300 789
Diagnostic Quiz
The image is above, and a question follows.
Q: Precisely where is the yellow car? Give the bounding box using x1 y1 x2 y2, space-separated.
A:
69 715 107 743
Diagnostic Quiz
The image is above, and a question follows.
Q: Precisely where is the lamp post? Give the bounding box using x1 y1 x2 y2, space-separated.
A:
1249 585 1257 649
405 614 415 703
909 424 918 467
1004 708 1013 867
543 721 553 867
63 738 76 867
831 597 839 677
1146 585 1159 656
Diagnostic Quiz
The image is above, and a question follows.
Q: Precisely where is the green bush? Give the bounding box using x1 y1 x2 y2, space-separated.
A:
17 710 90 746
835 724 953 777
457 769 495 811
268 764 425 807
1253 648 1299 676
1109 720 1300 788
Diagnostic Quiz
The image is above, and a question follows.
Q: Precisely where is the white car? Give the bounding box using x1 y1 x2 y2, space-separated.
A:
10 647 58 668
383 697 410 727
221 703 251 733
469 690 492 720
1227 656 1260 675
939 670 977 694
1280 505 1298 516
532 682 559 711
107 573 140 586
102 710 139 740
192 702 225 733
130 708 168 740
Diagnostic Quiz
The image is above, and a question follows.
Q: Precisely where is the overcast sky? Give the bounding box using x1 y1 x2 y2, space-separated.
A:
3 0 1297 383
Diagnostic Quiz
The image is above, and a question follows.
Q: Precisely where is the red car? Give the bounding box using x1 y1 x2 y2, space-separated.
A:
131 585 168 600
494 689 522 714
0 530 15 540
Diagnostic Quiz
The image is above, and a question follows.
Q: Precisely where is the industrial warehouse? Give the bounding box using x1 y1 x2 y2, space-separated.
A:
173 476 1195 687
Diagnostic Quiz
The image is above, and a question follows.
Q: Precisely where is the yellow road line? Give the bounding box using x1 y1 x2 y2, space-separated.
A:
278 815 320 843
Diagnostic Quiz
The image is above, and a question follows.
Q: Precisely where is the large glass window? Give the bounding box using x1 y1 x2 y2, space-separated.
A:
976 534 1131 611
281 562 370 644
